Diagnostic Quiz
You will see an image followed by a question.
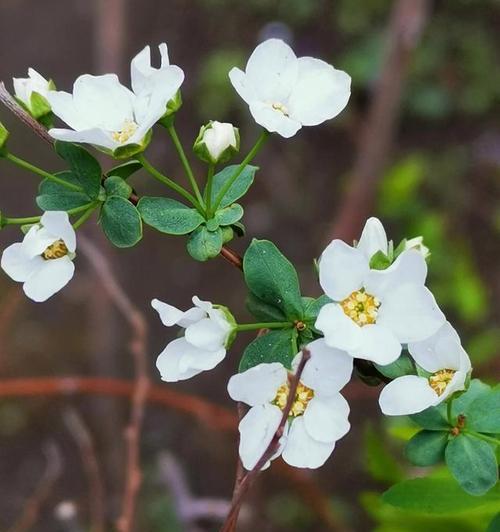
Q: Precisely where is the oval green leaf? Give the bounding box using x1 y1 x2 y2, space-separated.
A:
239 328 296 372
101 196 142 248
186 225 223 261
138 197 204 235
37 171 92 211
208 164 257 208
214 204 244 226
405 430 448 466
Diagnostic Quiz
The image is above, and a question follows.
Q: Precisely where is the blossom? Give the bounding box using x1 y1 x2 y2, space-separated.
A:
1 211 76 302
47 43 184 154
229 38 351 138
379 322 471 415
315 217 445 365
194 121 239 164
152 296 234 382
227 339 353 470
13 68 54 116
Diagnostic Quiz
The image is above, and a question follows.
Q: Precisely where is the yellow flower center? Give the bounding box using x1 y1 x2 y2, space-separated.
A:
271 102 290 117
428 369 456 396
42 239 69 260
341 289 380 326
112 120 138 144
273 381 314 417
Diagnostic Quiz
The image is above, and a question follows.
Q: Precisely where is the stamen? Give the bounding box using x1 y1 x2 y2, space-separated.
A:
273 381 314 417
341 289 380 326
429 369 456 396
112 119 138 144
42 239 68 260
271 102 290 117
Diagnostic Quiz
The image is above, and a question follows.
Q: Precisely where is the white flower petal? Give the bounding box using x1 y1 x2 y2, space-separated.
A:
354 324 402 365
181 346 226 372
303 394 350 443
356 217 388 261
227 363 288 406
49 127 118 151
47 91 89 131
238 404 283 470
282 416 336 469
377 284 445 343
40 211 76 252
23 256 74 302
185 317 227 351
228 68 258 105
298 338 353 395
22 225 58 258
289 57 350 126
1 243 41 282
156 337 201 382
315 303 361 352
248 101 302 138
379 375 438 416
319 240 369 301
151 299 205 328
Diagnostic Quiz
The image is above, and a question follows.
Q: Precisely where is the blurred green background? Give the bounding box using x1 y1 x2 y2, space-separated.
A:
0 0 499 530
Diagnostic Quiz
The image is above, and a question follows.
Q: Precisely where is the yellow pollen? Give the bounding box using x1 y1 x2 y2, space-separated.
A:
271 102 290 117
273 381 314 417
341 289 380 326
429 369 456 396
112 120 138 144
42 239 69 260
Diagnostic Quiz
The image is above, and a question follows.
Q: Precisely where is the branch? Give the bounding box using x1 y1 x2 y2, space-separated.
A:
220 348 311 532
220 245 243 270
330 0 430 241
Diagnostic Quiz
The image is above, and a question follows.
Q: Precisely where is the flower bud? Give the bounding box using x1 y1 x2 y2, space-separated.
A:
0 121 9 154
405 236 430 259
13 68 54 120
193 121 239 164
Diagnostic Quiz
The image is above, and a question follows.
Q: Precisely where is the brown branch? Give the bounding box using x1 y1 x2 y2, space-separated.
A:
7 443 62 532
220 245 243 270
78 236 149 532
220 348 311 532
0 82 54 145
64 409 106 532
330 0 430 241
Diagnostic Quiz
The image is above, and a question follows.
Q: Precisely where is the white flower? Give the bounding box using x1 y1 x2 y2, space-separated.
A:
229 38 351 138
379 322 471 416
195 121 239 163
404 236 430 259
315 218 445 365
152 296 234 382
1 211 76 302
47 43 184 153
227 339 353 470
13 68 53 113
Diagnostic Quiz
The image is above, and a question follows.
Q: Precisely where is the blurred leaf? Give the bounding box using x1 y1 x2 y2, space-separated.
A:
466 387 500 434
376 352 415 380
405 430 448 466
451 379 491 420
467 330 500 365
411 404 449 431
364 424 404 484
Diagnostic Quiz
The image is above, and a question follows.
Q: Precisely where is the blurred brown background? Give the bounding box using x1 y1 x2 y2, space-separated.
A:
0 1 499 531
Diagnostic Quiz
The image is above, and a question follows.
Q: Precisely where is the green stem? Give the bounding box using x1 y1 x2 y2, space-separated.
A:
447 398 454 425
205 163 215 213
210 129 270 215
465 431 500 446
5 153 83 192
136 154 203 213
3 202 96 226
167 124 205 209
236 322 292 332
73 204 99 229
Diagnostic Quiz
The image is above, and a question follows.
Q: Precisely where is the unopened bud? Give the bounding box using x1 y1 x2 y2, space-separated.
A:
193 121 239 164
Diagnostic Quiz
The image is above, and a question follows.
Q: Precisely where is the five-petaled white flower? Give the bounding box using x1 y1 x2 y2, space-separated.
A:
227 339 353 470
47 43 184 154
379 322 471 415
315 217 445 365
229 38 351 138
1 211 76 302
152 296 234 382
13 68 53 114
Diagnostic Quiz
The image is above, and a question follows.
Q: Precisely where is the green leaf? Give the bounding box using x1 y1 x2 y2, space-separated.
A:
246 292 287 322
303 295 332 322
376 352 416 380
364 424 404 484
138 197 205 235
208 164 257 208
37 171 93 211
55 141 102 198
101 196 142 248
103 175 132 199
487 513 500 532
214 203 244 226
452 379 491 420
186 225 223 261
411 404 449 431
406 430 449 466
106 160 142 180
466 387 500 434
369 250 392 270
445 434 498 495
243 239 304 320
239 329 296 371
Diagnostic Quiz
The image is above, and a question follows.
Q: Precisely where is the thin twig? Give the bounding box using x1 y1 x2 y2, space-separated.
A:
220 348 311 532
220 245 243 270
64 408 106 532
330 0 430 241
78 236 149 532
7 443 62 532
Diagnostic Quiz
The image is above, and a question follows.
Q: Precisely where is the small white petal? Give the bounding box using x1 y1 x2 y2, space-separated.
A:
151 299 205 328
49 127 118 151
40 211 76 252
379 375 438 416
282 416 336 469
22 225 58 258
185 317 228 351
23 256 74 302
238 404 283 470
1 243 41 282
180 346 226 372
354 324 402 365
303 394 350 443
228 68 258 105
249 101 302 138
319 240 369 301
356 217 388 261
227 363 288 406
156 337 202 382
315 303 361 352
